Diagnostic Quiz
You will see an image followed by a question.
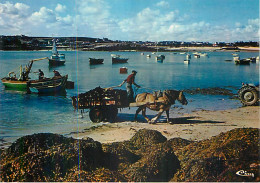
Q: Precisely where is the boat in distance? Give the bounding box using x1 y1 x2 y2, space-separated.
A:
235 59 250 65
112 57 128 64
89 58 104 65
48 39 65 66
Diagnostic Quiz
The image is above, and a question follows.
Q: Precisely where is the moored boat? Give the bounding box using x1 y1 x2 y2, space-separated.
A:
184 60 190 64
48 39 65 66
235 59 250 65
112 57 128 64
156 55 164 62
89 58 104 65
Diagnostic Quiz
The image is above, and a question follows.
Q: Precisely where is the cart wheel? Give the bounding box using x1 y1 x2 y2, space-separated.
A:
104 106 118 122
89 107 104 122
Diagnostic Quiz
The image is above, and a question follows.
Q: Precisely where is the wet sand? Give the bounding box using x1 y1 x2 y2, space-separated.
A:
71 106 259 143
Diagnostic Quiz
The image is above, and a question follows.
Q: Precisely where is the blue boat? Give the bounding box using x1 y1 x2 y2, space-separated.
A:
29 75 68 94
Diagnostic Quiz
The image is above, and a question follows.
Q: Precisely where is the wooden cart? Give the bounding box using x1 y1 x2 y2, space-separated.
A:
72 87 130 122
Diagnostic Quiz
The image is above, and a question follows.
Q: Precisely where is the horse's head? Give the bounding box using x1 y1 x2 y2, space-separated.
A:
177 91 188 105
164 90 188 105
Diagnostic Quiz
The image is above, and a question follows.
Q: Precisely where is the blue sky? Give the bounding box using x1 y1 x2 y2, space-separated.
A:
0 0 259 42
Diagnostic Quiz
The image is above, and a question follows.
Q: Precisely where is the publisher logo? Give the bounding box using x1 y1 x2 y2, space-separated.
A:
236 170 254 177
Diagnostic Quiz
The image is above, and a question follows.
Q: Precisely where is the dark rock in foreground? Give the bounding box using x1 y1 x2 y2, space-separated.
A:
0 128 259 182
172 128 260 182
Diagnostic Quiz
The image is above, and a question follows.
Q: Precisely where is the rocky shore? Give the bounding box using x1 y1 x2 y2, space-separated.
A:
0 128 259 182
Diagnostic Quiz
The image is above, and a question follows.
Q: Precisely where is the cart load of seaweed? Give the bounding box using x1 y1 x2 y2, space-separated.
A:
71 87 128 110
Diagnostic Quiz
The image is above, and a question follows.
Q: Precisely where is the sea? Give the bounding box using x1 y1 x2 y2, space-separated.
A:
0 50 259 146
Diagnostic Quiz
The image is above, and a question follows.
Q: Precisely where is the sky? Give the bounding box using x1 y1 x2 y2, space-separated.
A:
0 0 259 42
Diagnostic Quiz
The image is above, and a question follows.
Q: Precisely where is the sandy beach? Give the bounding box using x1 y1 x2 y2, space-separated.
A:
71 106 259 143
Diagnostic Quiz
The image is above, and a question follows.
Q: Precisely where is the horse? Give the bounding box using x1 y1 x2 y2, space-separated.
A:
134 90 188 124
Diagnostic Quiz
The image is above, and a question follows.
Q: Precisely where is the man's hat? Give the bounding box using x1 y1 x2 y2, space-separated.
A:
132 70 137 73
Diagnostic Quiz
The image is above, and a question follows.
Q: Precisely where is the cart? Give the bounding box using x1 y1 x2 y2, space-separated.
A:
71 87 130 122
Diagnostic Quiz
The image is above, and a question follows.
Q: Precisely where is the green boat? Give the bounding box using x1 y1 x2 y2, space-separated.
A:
1 57 48 91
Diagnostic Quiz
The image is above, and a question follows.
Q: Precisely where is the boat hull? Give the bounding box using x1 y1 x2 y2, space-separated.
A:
49 59 65 66
29 75 68 94
1 79 28 90
89 58 104 65
112 57 128 64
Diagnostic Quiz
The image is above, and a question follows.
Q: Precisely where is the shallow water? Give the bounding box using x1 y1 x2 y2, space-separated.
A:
0 50 259 145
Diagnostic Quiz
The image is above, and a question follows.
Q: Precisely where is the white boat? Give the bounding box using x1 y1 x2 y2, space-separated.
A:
256 56 259 61
186 54 191 59
194 54 200 58
233 56 240 61
141 53 144 55
146 54 151 58
184 60 190 64
111 54 120 57
199 53 208 56
49 39 66 66
180 52 186 55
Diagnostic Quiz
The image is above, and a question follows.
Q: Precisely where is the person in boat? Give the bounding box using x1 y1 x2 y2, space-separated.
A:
53 70 61 77
38 69 44 80
119 70 141 103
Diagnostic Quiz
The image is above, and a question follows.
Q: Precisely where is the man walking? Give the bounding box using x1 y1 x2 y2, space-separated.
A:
119 70 141 102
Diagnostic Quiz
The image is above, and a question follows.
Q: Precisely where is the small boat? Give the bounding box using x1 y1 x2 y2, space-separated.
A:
89 58 104 65
29 75 68 94
233 56 240 61
111 54 120 57
146 54 151 58
1 57 48 91
48 39 65 66
235 59 250 65
249 57 256 63
112 57 128 64
119 67 128 74
256 56 259 61
186 54 191 59
156 55 164 62
194 54 200 58
140 53 144 55
184 60 190 64
180 52 186 55
199 53 208 56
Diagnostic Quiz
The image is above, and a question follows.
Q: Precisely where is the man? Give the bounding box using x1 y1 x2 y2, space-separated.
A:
53 70 61 77
38 69 44 80
119 70 141 103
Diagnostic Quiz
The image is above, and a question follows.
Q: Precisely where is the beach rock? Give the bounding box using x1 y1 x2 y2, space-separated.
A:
103 129 180 182
1 128 259 182
0 133 105 182
171 128 260 182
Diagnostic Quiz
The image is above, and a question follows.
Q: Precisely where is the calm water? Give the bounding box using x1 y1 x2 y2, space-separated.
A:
0 50 259 145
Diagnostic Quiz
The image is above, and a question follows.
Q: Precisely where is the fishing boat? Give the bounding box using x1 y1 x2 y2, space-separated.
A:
29 75 68 94
89 58 104 65
48 39 65 66
112 57 128 64
235 59 250 65
1 57 48 91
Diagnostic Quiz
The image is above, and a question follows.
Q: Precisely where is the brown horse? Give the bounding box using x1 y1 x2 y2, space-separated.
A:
134 90 188 123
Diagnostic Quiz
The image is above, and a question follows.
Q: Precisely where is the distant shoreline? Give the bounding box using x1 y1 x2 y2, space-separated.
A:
0 46 259 52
